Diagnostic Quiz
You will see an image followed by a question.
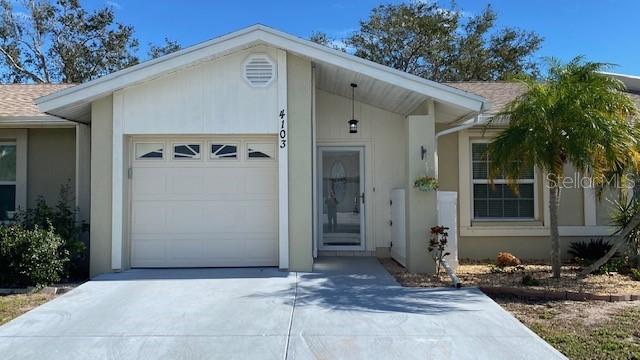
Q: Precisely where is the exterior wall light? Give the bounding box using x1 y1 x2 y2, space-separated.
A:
349 83 359 134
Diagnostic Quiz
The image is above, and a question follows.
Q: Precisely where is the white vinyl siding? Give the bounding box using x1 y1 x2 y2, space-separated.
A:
471 142 535 220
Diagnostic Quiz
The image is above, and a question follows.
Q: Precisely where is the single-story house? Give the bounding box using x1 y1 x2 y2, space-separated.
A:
2 25 636 276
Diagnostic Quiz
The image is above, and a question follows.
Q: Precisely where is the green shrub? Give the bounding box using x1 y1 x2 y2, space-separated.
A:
0 224 68 288
15 182 88 280
568 239 614 264
630 268 640 281
594 257 628 275
521 274 541 286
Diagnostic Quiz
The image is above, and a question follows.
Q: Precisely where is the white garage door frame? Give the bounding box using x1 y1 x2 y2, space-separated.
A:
111 49 289 271
127 135 279 268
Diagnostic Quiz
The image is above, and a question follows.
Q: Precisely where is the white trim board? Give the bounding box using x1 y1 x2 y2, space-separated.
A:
461 225 615 237
111 92 124 271
277 49 289 270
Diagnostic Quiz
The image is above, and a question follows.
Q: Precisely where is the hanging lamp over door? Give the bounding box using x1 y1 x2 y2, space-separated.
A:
348 83 359 134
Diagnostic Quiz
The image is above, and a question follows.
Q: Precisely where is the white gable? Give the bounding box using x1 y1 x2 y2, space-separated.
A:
119 45 278 135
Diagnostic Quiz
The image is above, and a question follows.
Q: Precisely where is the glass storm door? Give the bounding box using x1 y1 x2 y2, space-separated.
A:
318 147 365 250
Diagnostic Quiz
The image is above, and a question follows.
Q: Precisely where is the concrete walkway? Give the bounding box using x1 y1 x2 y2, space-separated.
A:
0 257 565 359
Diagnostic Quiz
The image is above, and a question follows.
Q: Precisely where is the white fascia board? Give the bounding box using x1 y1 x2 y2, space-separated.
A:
37 25 488 116
257 29 488 112
0 116 75 127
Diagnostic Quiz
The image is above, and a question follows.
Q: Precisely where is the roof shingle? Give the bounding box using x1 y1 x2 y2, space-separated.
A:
0 84 75 117
445 81 640 115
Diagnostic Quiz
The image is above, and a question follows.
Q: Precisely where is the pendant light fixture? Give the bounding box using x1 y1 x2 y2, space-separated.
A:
348 83 359 134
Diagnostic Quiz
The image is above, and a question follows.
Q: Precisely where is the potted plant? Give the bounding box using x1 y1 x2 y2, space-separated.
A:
414 176 438 192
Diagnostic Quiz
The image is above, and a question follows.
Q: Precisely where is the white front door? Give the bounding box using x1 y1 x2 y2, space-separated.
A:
317 147 365 251
130 136 278 268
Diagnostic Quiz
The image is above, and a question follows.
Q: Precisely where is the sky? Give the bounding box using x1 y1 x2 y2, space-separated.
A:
89 0 640 75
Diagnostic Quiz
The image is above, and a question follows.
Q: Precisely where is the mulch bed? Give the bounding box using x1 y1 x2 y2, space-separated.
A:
380 258 640 301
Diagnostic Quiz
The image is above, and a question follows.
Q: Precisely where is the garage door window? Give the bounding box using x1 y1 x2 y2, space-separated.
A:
173 144 201 160
247 143 275 160
210 144 238 160
135 143 164 159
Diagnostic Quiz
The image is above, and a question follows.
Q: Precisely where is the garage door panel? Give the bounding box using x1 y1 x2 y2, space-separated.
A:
244 167 277 194
131 238 167 266
168 168 206 195
131 136 278 268
132 202 167 233
242 201 278 232
132 234 277 267
133 168 166 195
202 168 246 194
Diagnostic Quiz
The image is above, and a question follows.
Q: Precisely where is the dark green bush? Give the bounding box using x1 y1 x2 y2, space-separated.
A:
521 274 541 286
0 224 68 287
15 182 88 280
594 257 629 275
568 239 614 264
630 268 640 281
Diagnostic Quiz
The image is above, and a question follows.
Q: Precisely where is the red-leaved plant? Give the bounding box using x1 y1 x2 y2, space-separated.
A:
428 226 450 275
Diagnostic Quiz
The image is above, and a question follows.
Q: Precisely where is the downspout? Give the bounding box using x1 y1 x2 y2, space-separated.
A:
433 113 489 288
434 114 489 179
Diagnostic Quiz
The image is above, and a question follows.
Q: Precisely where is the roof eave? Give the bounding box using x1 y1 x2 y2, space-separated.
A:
37 24 488 116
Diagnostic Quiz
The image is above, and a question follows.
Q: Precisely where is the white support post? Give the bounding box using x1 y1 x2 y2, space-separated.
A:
111 92 124 271
277 49 289 270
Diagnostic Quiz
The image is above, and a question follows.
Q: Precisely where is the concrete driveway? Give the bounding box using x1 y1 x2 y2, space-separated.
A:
0 257 565 359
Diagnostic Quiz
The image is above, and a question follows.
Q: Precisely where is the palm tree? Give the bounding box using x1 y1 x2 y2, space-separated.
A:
485 57 640 278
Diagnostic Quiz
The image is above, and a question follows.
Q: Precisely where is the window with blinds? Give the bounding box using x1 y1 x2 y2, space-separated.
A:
471 142 535 220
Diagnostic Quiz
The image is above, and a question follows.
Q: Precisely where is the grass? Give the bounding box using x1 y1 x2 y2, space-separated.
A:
0 293 56 326
497 298 640 360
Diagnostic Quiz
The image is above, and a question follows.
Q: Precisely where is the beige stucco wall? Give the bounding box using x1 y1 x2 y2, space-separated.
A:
405 112 438 273
435 131 458 192
596 188 619 226
557 163 584 226
27 128 76 208
90 96 113 277
315 90 406 252
459 235 589 260
287 53 313 271
437 126 614 261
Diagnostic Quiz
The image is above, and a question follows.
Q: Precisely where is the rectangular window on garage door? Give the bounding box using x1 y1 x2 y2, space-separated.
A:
210 143 238 160
135 143 164 160
173 143 201 160
247 143 275 160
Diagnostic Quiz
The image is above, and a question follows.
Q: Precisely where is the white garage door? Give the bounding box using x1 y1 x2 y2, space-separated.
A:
130 137 278 267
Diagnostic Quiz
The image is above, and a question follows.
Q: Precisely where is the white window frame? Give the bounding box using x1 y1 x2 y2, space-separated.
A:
470 139 537 221
0 141 18 219
0 130 27 217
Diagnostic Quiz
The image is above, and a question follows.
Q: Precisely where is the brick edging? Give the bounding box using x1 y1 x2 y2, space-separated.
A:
479 286 640 302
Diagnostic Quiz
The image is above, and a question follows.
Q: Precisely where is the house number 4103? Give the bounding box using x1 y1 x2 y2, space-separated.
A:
279 109 287 149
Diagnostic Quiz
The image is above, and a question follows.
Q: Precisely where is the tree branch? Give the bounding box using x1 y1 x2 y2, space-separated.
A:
0 46 45 83
578 213 640 277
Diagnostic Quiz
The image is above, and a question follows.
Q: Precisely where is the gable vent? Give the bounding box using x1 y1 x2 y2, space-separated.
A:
243 54 275 87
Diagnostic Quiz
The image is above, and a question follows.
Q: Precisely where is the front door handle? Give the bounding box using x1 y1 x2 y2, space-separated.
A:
361 192 365 204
